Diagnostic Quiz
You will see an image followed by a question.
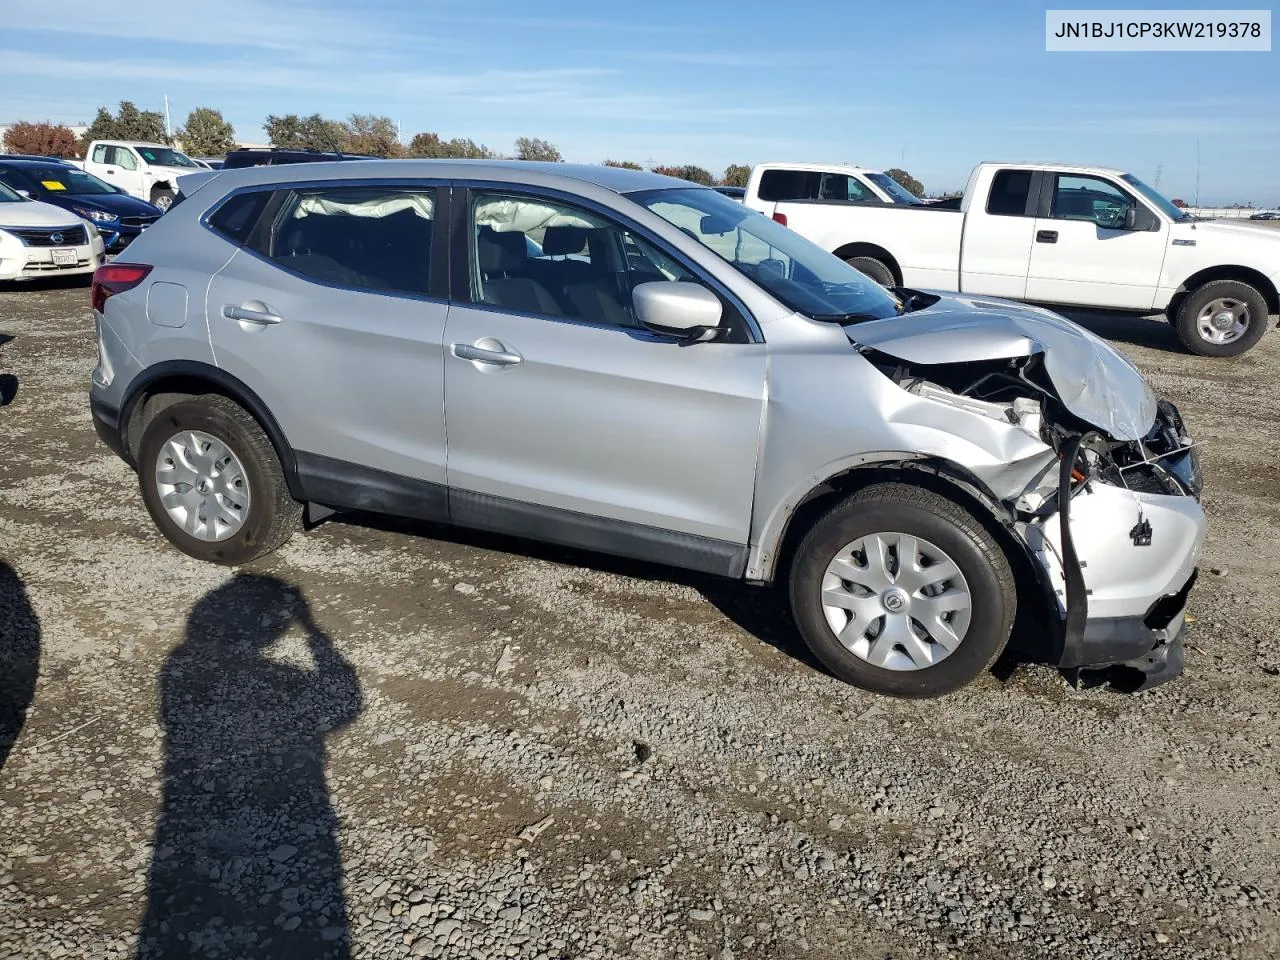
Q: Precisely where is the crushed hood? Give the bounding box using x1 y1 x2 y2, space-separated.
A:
848 293 1157 441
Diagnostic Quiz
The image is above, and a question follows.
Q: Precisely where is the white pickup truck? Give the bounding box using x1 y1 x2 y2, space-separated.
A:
71 140 202 212
745 161 1280 357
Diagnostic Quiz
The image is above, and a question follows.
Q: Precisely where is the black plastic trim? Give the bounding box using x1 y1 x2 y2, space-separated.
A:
294 451 449 524
450 487 748 578
116 360 302 498
1057 435 1089 660
90 395 125 459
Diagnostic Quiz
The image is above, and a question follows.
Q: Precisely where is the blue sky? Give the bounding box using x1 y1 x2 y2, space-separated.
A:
1 0 1276 203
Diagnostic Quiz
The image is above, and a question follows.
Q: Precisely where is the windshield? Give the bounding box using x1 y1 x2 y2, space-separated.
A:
0 181 25 203
633 187 903 321
29 167 120 195
1120 173 1190 222
137 147 198 168
865 173 922 205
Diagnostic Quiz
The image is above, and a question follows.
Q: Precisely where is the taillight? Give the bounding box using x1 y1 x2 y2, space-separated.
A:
772 212 788 227
91 263 152 314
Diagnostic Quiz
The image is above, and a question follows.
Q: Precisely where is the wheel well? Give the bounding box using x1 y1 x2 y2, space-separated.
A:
830 243 902 284
1170 265 1280 316
121 372 301 498
768 461 1049 615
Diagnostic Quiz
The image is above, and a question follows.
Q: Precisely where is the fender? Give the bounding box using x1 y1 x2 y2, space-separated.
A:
116 359 302 498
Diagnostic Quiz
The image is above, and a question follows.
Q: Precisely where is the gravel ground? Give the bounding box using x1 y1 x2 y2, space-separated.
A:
1 275 1279 960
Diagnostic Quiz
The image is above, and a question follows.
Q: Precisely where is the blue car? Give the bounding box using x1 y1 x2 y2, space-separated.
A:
0 158 162 251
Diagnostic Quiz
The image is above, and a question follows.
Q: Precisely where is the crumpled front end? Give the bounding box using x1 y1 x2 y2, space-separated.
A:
852 298 1206 690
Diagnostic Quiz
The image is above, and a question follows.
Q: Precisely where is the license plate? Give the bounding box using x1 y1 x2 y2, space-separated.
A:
51 248 77 266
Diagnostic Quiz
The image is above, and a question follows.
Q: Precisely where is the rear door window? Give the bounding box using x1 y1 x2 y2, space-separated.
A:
263 185 436 297
817 173 877 203
985 169 1034 217
758 169 819 202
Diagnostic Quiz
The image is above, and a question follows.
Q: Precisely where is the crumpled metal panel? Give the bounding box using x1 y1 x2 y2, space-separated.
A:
847 294 1158 441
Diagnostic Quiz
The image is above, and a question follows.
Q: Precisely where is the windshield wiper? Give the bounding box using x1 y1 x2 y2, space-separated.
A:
809 312 890 323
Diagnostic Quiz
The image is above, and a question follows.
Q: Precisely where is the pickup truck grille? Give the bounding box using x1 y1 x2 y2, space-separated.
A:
5 225 88 247
119 216 159 229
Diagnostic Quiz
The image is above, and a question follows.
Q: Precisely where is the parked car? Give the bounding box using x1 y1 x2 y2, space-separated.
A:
745 161 1280 358
221 147 379 169
73 140 203 211
89 161 1204 698
1 154 77 166
749 162 926 209
1250 211 1279 221
193 158 225 170
0 179 104 281
0 159 162 252
714 185 746 201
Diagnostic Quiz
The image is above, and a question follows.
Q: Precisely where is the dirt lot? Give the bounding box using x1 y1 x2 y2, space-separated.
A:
1 277 1279 960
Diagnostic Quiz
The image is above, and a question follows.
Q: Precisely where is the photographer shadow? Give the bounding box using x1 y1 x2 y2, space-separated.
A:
137 574 363 959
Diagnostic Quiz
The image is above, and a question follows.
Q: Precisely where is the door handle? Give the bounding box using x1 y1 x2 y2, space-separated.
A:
223 304 283 325
451 341 523 366
1036 230 1058 244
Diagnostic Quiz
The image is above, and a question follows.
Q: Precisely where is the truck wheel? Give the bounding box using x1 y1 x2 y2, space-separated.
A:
1172 280 1269 357
844 256 895 287
137 395 300 565
151 187 176 212
788 483 1015 698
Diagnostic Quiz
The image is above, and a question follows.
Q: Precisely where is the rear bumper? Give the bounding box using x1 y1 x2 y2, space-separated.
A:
90 394 126 461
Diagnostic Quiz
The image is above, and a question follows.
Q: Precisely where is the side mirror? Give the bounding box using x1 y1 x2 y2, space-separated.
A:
16 189 31 198
1123 204 1137 230
632 281 723 343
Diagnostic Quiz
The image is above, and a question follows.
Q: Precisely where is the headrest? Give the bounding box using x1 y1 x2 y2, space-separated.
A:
541 225 588 257
477 227 526 274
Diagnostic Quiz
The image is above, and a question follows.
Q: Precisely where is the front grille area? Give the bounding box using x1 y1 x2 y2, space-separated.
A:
119 216 159 229
5 225 88 247
21 257 90 273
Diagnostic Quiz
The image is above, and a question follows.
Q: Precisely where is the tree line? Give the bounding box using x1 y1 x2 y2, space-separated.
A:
1 102 925 194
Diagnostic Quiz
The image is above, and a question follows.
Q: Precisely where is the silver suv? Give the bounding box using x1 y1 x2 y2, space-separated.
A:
88 161 1205 698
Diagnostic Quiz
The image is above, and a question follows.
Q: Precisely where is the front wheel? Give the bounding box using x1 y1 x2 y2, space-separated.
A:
1172 280 1269 357
788 483 1016 698
151 187 176 212
137 395 300 565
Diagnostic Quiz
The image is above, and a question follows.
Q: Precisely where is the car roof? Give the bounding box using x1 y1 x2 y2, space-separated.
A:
182 159 700 196
757 161 880 175
979 161 1128 176
0 157 73 166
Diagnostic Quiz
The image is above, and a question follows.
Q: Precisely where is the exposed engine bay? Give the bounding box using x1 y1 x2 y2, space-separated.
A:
859 344 1204 691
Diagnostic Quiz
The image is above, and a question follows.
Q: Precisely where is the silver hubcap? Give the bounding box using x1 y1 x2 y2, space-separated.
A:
1196 297 1250 345
820 532 972 672
154 430 250 542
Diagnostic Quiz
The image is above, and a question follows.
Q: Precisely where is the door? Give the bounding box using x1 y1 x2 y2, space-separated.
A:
110 146 146 199
958 168 1038 299
1025 172 1169 310
442 188 767 570
204 182 450 516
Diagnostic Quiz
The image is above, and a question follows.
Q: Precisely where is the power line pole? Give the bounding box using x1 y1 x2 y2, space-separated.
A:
163 94 171 139
1154 164 1163 190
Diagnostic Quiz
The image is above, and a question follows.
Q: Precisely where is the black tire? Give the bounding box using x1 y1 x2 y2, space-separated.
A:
788 483 1016 698
844 256 895 287
1172 279 1270 358
137 395 300 565
151 187 176 212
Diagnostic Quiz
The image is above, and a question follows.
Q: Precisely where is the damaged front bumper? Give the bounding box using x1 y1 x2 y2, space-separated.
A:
1019 406 1205 691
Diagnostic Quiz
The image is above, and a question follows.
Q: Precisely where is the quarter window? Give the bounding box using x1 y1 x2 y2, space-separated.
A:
468 192 695 329
758 169 819 202
986 169 1034 217
264 186 436 296
1050 174 1133 229
208 191 273 245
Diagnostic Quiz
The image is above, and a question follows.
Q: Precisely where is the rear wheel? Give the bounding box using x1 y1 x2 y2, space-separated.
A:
137 395 299 564
788 483 1015 698
844 256 895 287
1173 279 1269 357
150 187 176 211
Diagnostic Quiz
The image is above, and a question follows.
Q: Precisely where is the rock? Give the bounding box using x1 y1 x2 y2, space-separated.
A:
433 918 461 938
495 645 516 675
268 845 298 863
518 816 554 843
454 582 477 594
409 903 433 924
689 908 716 922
